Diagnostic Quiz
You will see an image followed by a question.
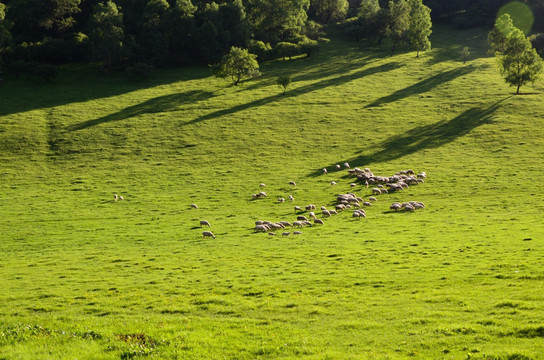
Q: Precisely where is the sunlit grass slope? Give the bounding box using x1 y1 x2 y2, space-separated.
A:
1 25 544 359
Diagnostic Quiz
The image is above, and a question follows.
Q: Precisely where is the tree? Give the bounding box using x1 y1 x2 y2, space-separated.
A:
495 27 544 94
407 0 431 57
276 75 292 94
310 0 349 23
89 1 125 74
213 46 259 85
488 13 515 55
245 0 310 44
0 1 11 84
386 0 410 56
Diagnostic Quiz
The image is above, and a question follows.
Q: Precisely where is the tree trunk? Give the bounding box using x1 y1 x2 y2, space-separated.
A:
416 50 420 57
516 84 520 94
391 45 396 57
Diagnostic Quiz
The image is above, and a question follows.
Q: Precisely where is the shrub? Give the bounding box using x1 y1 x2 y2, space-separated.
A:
248 40 272 61
274 42 301 60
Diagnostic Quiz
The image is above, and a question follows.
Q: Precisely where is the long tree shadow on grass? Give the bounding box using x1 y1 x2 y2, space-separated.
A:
365 65 477 108
311 97 510 176
186 61 403 126
68 90 215 131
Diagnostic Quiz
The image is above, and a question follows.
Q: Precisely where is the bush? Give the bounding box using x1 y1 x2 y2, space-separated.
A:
298 38 319 57
248 40 273 61
530 33 544 57
274 42 301 60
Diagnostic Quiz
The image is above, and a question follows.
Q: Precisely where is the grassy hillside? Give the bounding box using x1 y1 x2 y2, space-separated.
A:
1 25 544 359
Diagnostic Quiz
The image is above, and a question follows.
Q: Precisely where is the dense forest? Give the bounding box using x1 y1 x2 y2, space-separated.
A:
0 0 543 80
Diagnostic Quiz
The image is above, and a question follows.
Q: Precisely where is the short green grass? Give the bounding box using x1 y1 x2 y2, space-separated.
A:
1 25 544 359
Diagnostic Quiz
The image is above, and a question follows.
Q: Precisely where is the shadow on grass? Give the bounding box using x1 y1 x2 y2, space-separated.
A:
311 97 510 176
69 90 215 131
0 65 210 118
186 61 403 126
365 65 477 108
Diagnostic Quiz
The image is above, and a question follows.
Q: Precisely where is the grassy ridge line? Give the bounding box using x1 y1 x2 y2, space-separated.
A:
0 25 544 359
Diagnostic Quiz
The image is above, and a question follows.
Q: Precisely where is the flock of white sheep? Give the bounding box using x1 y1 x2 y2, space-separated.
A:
189 163 427 239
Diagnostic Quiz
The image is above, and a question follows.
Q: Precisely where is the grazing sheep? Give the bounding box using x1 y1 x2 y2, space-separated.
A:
404 204 415 212
294 206 303 212
255 220 264 225
114 194 119 201
306 204 316 210
314 219 324 225
372 188 382 195
336 164 341 170
190 203 199 209
322 209 331 217
350 183 357 187
288 195 294 201
308 211 316 219
390 203 402 211
292 221 304 228
280 221 293 227
335 204 346 211
278 198 285 203
200 220 211 227
119 196 124 201
202 231 215 239
344 162 350 168
369 197 377 202
329 209 338 215
323 168 328 174
297 215 309 221
289 181 296 187
331 181 337 186
417 172 427 179
302 220 312 226
268 232 276 236
260 183 266 187
293 231 302 235
352 211 363 219
362 201 372 207
255 224 269 232
259 191 267 197
282 232 291 237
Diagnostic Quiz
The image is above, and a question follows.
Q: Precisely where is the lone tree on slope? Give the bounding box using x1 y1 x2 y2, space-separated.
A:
489 14 544 94
213 46 260 86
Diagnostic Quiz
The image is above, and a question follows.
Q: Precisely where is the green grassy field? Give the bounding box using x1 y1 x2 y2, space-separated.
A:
1 25 544 359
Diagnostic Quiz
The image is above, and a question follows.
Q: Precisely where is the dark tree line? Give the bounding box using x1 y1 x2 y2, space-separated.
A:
0 0 543 81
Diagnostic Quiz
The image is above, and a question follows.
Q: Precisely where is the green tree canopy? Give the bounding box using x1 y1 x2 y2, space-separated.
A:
89 1 125 74
407 0 431 57
212 46 260 85
495 27 544 94
386 0 410 56
310 0 349 23
246 0 309 44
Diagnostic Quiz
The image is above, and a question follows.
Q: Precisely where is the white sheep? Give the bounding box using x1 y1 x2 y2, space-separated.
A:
294 206 303 212
293 231 302 235
282 232 291 237
335 164 341 169
323 168 328 174
260 183 266 187
350 183 357 187
308 211 316 219
329 209 338 215
369 197 377 202
322 209 331 217
114 194 119 201
297 215 309 221
202 231 215 239
372 188 381 195
190 203 199 209
288 195 294 201
331 181 337 186
390 203 402 211
278 198 285 203
255 224 269 232
289 181 296 187
119 195 124 201
344 162 350 168
314 219 324 225
292 221 304 228
268 232 276 236
200 220 211 227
